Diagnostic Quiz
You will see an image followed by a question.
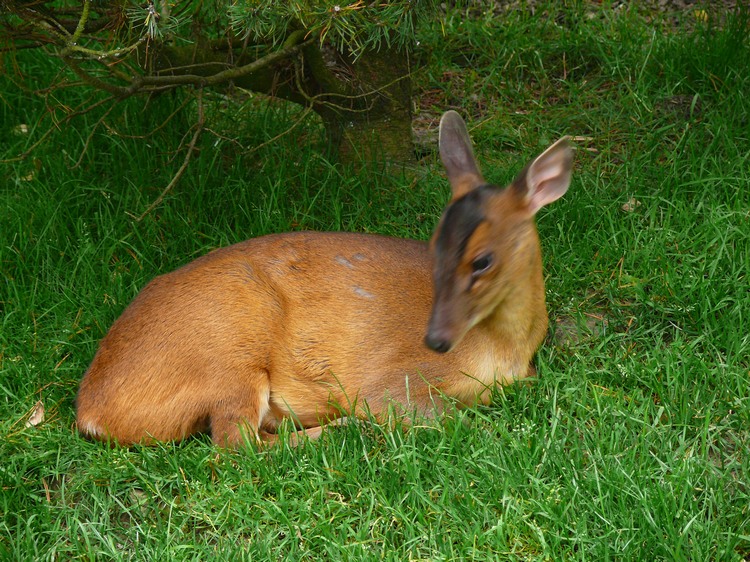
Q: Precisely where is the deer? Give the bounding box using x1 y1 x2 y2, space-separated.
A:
75 110 573 447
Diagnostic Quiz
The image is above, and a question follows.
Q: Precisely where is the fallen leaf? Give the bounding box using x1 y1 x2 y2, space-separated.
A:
26 400 45 428
622 197 642 212
694 10 708 23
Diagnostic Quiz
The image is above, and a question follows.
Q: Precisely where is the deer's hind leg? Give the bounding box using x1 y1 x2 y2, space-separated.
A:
207 367 273 448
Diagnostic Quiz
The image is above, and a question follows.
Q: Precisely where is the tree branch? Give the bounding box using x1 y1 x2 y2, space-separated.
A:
68 0 90 47
127 35 315 93
55 32 315 103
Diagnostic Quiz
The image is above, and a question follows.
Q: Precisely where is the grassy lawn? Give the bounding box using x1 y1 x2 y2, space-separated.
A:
2 2 749 560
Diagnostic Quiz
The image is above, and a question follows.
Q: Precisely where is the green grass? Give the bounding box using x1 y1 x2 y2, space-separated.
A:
2 2 749 560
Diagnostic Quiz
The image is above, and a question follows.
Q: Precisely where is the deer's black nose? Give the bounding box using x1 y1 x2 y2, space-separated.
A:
424 334 452 353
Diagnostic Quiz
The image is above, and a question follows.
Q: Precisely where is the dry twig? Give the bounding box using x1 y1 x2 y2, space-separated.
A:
134 89 206 221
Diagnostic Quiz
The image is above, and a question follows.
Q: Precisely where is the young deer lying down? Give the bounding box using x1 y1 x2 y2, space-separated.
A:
76 111 573 447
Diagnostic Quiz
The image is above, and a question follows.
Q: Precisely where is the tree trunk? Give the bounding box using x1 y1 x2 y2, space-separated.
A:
312 45 414 167
150 38 415 167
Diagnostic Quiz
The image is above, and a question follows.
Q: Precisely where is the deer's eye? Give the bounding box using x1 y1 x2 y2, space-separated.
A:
471 253 493 276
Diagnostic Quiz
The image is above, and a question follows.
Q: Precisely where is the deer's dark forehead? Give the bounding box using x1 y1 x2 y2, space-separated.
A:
434 184 501 264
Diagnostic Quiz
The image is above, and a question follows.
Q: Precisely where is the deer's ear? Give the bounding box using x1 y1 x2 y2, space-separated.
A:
514 137 573 214
439 111 485 201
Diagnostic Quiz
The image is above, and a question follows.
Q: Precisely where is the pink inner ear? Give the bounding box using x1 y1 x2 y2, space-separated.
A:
528 179 566 214
526 149 571 214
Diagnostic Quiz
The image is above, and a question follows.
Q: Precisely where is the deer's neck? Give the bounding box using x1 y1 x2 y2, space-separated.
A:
485 241 548 368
